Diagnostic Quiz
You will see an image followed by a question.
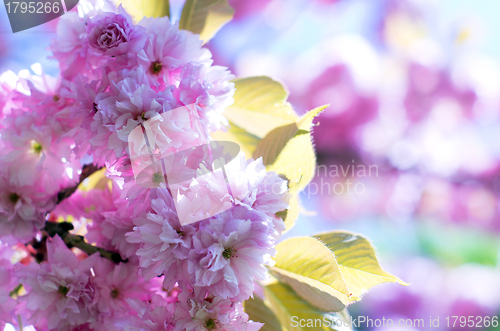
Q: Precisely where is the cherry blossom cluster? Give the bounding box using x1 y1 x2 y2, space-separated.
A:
0 1 289 330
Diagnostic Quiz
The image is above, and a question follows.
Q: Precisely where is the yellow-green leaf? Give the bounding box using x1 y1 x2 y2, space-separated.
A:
78 168 108 192
269 237 357 312
276 192 300 232
254 105 327 192
199 0 234 42
224 77 299 139
244 295 283 331
297 104 327 130
211 122 260 157
253 122 298 166
264 281 353 331
179 0 234 43
116 0 170 23
314 231 409 298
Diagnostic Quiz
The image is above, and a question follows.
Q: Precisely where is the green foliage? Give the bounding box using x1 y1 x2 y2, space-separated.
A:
314 231 408 298
254 105 327 192
244 295 283 331
269 237 357 311
245 235 406 329
275 192 300 232
117 0 170 22
224 77 299 138
211 124 260 157
262 280 353 331
179 0 234 43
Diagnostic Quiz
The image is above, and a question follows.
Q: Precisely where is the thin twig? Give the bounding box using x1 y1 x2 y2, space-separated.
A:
56 164 102 204
44 221 127 264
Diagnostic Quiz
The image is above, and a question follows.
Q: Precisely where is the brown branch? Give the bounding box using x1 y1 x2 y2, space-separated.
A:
56 164 102 204
24 164 125 264
40 164 126 264
44 221 127 264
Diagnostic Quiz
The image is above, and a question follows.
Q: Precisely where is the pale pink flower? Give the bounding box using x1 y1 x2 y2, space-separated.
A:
50 13 104 80
0 243 18 326
0 68 83 190
90 258 155 329
174 286 262 331
16 66 68 114
0 70 27 124
169 164 234 226
225 153 289 233
14 235 99 330
116 294 176 331
88 198 143 260
88 67 179 163
87 7 146 57
53 176 142 259
60 73 109 160
0 173 55 242
174 63 235 132
126 188 195 289
188 207 275 301
137 17 211 82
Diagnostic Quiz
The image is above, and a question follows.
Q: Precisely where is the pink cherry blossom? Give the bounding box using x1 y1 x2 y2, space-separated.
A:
116 294 176 331
126 188 195 289
174 63 235 132
225 153 289 235
87 67 179 163
14 235 99 330
188 207 275 301
173 286 262 331
0 243 18 327
137 17 211 83
0 173 54 242
87 7 146 57
50 13 105 80
0 5 295 329
90 258 155 329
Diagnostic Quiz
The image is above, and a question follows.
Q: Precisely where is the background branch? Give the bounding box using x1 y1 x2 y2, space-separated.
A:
56 164 102 204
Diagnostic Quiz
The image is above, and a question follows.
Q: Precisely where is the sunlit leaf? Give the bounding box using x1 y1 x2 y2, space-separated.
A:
253 122 298 166
264 280 354 331
179 0 234 43
255 105 327 192
269 237 357 312
211 122 260 157
276 192 300 232
77 168 108 192
314 231 408 298
116 0 170 23
244 295 283 331
224 77 299 139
